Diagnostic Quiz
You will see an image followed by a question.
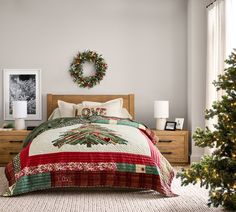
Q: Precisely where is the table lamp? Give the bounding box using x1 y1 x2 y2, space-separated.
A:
154 100 169 130
13 101 27 130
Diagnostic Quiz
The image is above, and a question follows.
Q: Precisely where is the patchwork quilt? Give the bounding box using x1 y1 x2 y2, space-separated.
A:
4 116 175 197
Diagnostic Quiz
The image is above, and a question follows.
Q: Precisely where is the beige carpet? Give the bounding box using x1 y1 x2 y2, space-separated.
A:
0 167 226 212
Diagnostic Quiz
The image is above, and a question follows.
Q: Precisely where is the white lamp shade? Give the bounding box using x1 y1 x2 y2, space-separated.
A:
154 100 169 118
13 101 27 119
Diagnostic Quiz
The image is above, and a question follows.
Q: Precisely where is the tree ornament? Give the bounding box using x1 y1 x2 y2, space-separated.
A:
177 50 236 210
69 50 107 88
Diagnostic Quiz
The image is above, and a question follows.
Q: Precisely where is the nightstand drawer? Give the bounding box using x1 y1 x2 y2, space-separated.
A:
0 130 30 166
0 135 26 142
0 154 19 164
156 135 184 148
157 146 185 162
0 140 23 154
152 130 189 164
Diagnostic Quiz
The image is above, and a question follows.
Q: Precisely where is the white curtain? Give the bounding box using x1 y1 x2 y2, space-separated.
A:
206 0 226 129
225 0 236 54
205 0 236 154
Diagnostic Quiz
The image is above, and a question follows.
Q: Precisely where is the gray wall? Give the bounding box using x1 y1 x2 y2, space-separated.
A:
0 0 188 128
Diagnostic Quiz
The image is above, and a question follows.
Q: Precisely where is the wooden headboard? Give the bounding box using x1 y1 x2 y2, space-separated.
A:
47 94 135 119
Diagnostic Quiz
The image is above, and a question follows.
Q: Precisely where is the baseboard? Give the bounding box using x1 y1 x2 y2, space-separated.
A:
190 155 202 163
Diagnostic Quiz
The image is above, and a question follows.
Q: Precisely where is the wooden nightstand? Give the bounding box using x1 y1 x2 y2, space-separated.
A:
152 130 189 165
0 130 31 166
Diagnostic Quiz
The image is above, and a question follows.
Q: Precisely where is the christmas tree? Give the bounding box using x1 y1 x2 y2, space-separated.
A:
52 124 128 148
177 50 236 210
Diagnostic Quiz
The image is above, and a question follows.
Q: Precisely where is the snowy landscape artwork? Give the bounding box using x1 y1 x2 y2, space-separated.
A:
4 69 42 120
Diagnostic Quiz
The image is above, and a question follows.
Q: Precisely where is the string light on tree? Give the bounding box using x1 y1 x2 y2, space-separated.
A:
177 50 236 210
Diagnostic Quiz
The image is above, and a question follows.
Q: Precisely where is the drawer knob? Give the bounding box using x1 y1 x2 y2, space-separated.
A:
9 140 23 143
9 152 19 155
159 140 173 143
161 151 172 155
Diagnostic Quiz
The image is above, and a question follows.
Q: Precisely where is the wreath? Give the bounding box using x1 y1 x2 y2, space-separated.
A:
69 50 107 88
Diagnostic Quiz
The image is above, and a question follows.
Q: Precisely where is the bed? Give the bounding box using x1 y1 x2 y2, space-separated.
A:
4 94 175 197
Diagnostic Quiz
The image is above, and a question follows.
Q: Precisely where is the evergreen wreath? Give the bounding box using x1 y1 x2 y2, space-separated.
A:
69 50 107 88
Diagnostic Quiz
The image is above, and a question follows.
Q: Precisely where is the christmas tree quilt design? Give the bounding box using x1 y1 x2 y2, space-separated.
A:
52 124 128 148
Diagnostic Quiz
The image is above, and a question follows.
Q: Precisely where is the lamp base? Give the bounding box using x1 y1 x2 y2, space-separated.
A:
156 118 167 130
15 119 25 130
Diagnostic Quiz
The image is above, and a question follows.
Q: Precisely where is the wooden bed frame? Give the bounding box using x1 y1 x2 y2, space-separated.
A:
47 94 135 119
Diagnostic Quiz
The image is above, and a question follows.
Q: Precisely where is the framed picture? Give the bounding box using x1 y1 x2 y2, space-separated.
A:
175 118 184 130
164 121 176 131
3 69 42 120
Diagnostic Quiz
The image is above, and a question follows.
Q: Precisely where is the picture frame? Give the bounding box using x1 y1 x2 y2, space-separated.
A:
164 121 176 131
3 69 42 120
175 118 184 130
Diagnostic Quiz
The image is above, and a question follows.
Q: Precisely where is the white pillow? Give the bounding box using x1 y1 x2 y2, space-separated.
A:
82 98 123 117
58 100 82 117
121 108 133 119
82 98 123 107
48 108 61 120
74 105 108 117
82 98 132 119
50 106 132 119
